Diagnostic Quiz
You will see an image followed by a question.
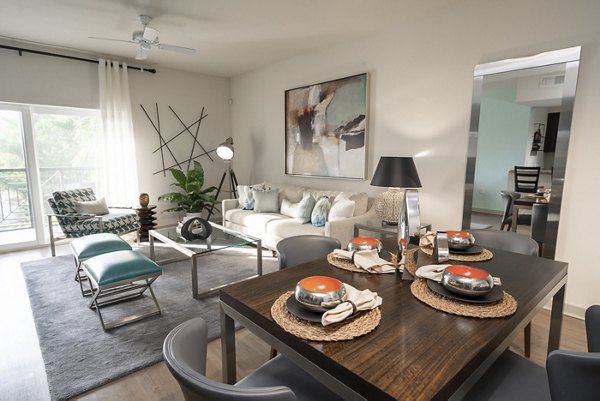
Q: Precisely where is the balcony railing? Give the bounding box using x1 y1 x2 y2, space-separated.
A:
0 167 100 232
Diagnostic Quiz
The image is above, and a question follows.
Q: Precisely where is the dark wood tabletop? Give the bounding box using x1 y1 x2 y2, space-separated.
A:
219 242 567 400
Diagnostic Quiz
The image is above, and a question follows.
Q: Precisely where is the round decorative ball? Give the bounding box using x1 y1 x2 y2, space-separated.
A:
139 193 150 208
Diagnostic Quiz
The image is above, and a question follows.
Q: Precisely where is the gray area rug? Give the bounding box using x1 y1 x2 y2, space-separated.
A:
21 246 277 401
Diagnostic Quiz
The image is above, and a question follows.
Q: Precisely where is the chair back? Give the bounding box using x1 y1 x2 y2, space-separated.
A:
546 305 600 401
52 188 96 214
514 166 541 193
499 191 521 230
468 229 538 256
163 318 295 401
586 305 600 352
277 235 341 270
531 203 549 244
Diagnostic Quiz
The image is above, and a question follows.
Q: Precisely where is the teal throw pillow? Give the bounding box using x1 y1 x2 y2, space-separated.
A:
311 196 330 227
253 188 279 213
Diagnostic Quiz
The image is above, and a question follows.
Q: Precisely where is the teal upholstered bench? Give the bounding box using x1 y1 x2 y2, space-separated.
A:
71 233 132 296
82 250 162 330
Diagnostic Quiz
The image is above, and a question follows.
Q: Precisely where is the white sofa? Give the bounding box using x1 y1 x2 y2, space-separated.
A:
222 182 378 250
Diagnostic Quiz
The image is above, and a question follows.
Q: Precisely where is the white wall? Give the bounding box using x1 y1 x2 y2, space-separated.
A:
0 46 231 226
231 0 600 314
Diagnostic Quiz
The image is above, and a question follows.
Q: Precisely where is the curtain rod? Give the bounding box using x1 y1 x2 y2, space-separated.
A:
0 44 157 74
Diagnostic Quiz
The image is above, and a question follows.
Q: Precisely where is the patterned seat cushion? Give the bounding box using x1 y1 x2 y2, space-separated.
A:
52 188 97 214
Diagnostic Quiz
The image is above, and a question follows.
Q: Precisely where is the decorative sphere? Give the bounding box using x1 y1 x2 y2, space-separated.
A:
139 193 150 207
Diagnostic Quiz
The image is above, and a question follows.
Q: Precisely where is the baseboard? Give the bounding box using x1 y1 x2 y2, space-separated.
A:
542 301 585 320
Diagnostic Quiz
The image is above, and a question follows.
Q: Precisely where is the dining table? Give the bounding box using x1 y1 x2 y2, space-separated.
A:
219 238 567 400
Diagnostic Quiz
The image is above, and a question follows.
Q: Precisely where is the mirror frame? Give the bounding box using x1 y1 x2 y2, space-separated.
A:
462 46 581 259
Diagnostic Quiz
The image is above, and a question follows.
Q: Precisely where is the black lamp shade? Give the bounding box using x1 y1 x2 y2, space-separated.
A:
370 157 422 188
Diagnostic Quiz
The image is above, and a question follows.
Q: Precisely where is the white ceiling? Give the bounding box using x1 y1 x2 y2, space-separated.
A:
0 0 454 77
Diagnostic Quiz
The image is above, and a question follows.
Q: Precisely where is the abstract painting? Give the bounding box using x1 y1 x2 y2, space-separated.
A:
285 73 367 179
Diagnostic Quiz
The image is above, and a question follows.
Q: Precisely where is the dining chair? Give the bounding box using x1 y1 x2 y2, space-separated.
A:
464 305 600 401
531 203 549 255
163 317 343 401
514 166 541 193
467 229 538 357
276 235 341 270
499 190 531 231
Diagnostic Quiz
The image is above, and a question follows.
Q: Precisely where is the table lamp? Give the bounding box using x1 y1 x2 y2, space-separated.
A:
370 156 422 241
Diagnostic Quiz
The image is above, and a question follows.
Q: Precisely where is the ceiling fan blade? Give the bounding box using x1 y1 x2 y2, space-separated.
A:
136 47 149 60
157 43 196 54
89 37 137 45
143 26 159 43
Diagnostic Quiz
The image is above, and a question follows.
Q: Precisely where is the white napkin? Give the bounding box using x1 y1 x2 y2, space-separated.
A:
419 231 436 249
333 249 395 273
322 283 382 326
415 264 502 285
415 264 451 282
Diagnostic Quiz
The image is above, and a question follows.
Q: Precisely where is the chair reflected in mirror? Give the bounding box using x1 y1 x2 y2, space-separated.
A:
514 166 541 193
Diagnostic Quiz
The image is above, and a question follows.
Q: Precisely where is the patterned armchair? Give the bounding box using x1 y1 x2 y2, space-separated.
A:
47 188 139 256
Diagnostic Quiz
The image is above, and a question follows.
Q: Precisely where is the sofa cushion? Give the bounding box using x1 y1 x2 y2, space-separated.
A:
253 188 279 213
265 182 305 209
266 218 325 238
311 196 331 227
329 198 355 221
225 209 286 230
334 192 368 216
281 192 316 223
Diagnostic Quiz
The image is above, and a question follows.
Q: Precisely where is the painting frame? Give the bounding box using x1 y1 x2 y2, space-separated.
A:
284 72 368 180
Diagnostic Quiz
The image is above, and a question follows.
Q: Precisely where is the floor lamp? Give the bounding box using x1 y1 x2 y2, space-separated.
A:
207 137 238 220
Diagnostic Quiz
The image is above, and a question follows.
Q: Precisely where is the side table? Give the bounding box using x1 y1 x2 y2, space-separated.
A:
136 205 157 242
354 222 432 244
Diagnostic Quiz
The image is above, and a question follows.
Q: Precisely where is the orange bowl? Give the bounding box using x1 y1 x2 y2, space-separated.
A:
295 276 346 312
441 265 493 297
347 237 382 252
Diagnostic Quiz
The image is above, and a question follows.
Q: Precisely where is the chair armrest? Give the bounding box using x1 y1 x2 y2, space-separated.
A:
325 207 378 247
222 199 240 221
48 212 97 221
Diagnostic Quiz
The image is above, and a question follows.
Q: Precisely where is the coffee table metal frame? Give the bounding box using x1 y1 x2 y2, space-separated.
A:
149 222 262 299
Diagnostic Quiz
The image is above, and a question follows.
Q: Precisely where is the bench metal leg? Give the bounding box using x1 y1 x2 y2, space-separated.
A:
87 275 162 331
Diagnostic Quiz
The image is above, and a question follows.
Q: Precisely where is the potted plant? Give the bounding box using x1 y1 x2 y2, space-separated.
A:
158 160 218 219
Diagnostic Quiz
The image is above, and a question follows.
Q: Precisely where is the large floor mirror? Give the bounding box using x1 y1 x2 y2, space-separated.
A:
462 47 581 259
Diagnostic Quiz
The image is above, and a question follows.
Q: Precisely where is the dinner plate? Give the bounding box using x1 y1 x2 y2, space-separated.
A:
285 296 361 323
286 296 326 322
449 244 483 255
427 280 504 304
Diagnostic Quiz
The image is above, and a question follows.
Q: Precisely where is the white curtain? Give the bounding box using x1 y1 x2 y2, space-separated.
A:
98 58 139 207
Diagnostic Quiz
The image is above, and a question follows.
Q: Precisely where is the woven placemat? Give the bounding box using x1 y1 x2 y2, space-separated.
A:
327 252 398 273
419 246 493 262
410 279 517 318
271 292 381 341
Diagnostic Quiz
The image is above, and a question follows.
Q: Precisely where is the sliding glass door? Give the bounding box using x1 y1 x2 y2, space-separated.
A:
0 103 103 251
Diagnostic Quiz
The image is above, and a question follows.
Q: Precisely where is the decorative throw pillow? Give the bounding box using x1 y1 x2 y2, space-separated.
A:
75 197 109 215
311 196 331 227
253 188 280 213
329 198 355 221
334 192 368 216
280 192 316 223
237 183 266 210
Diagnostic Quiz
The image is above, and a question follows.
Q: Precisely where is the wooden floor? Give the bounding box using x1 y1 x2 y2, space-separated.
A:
0 243 587 401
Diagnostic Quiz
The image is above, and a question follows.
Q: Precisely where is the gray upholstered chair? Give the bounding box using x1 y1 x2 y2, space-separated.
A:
163 317 343 401
47 188 139 256
531 203 549 255
499 190 531 231
276 235 341 270
468 229 538 357
464 305 600 401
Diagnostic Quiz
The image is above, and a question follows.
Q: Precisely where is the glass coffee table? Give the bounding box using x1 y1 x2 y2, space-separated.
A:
149 222 262 299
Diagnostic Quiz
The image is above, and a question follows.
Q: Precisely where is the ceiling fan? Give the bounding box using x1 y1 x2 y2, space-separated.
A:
89 15 196 60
